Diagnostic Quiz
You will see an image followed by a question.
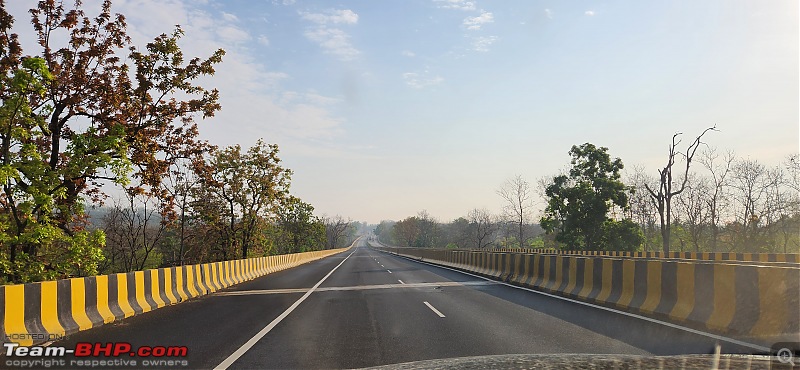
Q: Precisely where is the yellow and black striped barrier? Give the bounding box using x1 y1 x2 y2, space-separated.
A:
1 247 348 346
377 246 799 344
489 248 800 263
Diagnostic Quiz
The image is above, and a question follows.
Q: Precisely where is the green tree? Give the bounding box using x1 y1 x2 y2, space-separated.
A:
541 143 643 251
276 196 325 252
202 140 292 259
0 1 223 283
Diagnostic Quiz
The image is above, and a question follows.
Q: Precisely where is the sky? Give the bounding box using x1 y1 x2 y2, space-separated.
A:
6 0 799 224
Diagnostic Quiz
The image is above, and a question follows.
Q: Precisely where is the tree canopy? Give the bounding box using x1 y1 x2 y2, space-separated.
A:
541 143 643 251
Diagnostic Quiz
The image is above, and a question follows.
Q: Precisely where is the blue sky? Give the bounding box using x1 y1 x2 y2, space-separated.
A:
7 0 799 223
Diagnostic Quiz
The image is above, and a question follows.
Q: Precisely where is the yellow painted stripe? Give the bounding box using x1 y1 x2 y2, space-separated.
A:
640 261 662 314
4 285 32 346
173 267 185 301
40 281 65 336
184 265 198 297
565 257 577 294
669 263 695 321
596 259 613 303
117 274 136 318
133 271 151 313
163 268 178 305
94 275 116 323
706 264 735 331
553 256 564 291
69 278 93 331
617 259 636 308
750 267 789 337
150 270 166 309
532 254 540 285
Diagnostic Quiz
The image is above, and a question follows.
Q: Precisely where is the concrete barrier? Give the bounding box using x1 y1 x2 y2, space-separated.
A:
1 247 348 346
489 248 800 263
376 245 799 345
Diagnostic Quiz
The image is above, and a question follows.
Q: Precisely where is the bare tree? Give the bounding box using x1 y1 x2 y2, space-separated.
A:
467 208 497 249
730 159 775 251
699 148 735 251
101 189 168 272
626 165 659 251
323 215 351 249
675 173 709 252
645 127 715 252
497 175 534 248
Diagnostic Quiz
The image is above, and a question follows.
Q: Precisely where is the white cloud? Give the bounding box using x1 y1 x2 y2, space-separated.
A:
94 0 348 148
403 72 444 89
471 36 497 52
216 25 250 43
463 11 493 30
301 9 360 61
257 35 270 46
222 11 238 22
401 50 416 57
301 9 359 25
544 8 553 19
434 0 476 11
304 27 360 61
585 10 595 16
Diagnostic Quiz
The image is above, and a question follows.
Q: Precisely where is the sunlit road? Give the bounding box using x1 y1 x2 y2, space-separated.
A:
48 238 757 369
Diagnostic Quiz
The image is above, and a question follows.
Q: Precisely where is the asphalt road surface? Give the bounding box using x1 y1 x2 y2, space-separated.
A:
38 237 765 369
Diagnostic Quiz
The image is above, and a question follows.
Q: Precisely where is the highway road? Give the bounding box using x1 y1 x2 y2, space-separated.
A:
46 237 764 369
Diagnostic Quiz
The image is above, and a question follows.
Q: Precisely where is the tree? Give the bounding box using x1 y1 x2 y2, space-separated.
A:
0 1 223 282
323 215 351 249
276 196 325 253
497 175 534 248
645 127 715 253
541 143 642 251
699 148 734 251
202 140 292 259
467 208 497 249
100 188 167 273
393 216 419 247
674 173 708 252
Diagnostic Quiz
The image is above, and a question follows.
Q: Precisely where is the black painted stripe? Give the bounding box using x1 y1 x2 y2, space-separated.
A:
730 266 759 334
687 263 714 327
24 283 46 339
654 262 678 317
125 272 143 315
606 259 623 305
157 268 170 304
629 260 649 310
56 279 79 335
106 274 124 320
142 271 158 311
83 277 103 327
586 258 604 301
570 258 586 296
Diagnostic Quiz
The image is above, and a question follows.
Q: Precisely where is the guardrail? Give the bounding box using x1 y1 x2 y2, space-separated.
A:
1 247 349 346
373 244 799 345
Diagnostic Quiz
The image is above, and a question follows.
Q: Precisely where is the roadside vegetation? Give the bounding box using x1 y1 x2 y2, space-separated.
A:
0 1 358 284
376 134 799 253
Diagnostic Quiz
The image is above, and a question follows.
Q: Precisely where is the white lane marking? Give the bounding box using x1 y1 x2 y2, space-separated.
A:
423 301 446 318
378 250 770 353
214 245 358 369
387 270 392 273
398 280 405 284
